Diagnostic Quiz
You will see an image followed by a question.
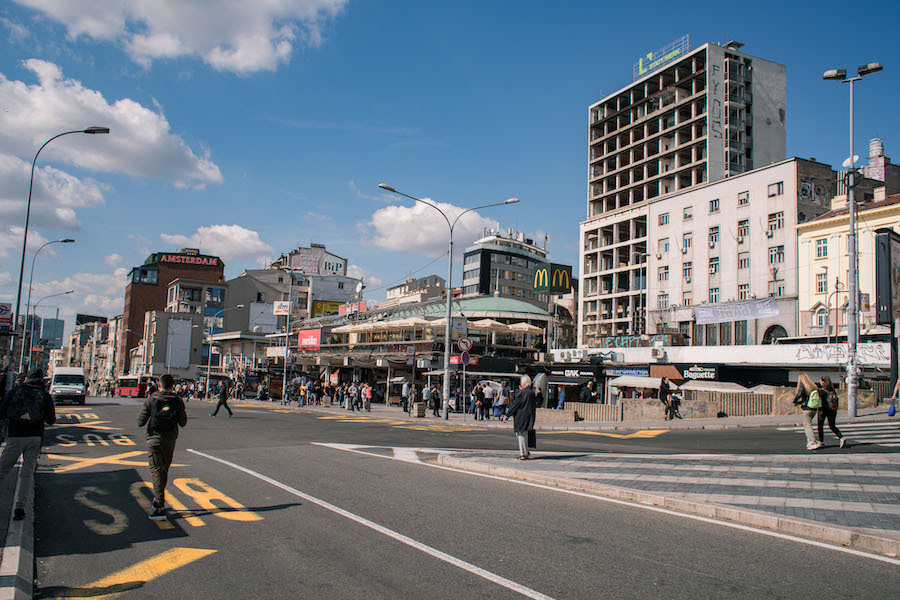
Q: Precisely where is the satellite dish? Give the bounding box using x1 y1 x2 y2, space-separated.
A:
355 282 363 294
842 155 859 168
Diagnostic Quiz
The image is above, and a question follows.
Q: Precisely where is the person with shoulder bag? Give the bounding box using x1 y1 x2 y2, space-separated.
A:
137 374 187 520
817 376 846 448
0 369 56 520
794 373 822 450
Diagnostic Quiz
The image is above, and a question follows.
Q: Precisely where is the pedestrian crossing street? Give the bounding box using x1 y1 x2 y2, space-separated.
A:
778 421 900 447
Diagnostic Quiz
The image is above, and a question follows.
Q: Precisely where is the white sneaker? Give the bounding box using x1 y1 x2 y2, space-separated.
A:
840 437 847 448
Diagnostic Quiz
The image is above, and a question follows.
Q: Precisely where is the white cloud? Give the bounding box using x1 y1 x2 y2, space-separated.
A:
0 226 50 262
104 253 123 267
160 224 274 262
363 200 494 258
21 266 129 322
1 17 29 42
0 59 222 188
15 0 347 74
347 264 382 288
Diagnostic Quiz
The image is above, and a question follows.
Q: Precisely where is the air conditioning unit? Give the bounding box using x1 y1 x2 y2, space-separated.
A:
650 347 666 359
681 248 688 254
766 230 774 238
709 241 716 248
685 276 692 283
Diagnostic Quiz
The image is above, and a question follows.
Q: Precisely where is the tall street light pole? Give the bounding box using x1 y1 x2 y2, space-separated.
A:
824 62 883 418
27 290 73 370
379 183 519 419
205 305 244 401
7 126 108 385
19 238 75 371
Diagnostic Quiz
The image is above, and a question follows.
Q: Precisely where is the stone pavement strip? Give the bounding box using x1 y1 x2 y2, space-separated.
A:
435 450 900 558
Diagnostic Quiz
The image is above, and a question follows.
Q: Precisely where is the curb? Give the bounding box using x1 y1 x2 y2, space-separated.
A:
0 473 33 600
437 454 900 558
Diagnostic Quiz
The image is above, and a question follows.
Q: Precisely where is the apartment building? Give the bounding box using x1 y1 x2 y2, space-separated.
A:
580 40 787 344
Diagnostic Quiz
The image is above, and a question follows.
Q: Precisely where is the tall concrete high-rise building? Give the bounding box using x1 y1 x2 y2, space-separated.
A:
579 39 787 343
40 317 64 350
462 227 549 308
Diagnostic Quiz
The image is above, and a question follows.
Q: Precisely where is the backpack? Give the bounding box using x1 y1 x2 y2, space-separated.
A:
824 390 839 411
806 390 822 410
7 385 44 424
149 395 180 434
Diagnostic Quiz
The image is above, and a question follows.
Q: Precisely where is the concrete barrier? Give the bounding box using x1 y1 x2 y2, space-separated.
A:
536 408 577 423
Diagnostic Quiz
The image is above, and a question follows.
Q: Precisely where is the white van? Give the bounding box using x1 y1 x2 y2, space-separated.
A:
51 367 86 405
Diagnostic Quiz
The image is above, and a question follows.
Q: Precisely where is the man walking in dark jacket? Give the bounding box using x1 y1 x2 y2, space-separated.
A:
137 374 187 520
211 380 233 417
504 375 537 460
0 369 56 520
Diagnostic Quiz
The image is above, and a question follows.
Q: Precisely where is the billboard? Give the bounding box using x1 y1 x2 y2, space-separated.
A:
338 302 367 315
312 300 342 317
633 35 690 81
273 301 291 315
298 328 321 350
533 264 573 293
290 246 326 274
76 314 108 326
248 302 278 333
0 303 11 333
875 228 900 325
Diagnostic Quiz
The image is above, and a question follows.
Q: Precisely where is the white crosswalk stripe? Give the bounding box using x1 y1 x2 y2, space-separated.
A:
778 421 900 447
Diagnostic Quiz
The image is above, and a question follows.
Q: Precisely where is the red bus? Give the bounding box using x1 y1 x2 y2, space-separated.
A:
116 375 155 398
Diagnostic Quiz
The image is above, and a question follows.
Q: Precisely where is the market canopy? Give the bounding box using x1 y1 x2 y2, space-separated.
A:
609 375 676 390
469 318 511 332
507 322 544 334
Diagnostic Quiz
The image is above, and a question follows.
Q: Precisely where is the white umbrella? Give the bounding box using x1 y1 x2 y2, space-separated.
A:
507 322 544 334
470 318 511 332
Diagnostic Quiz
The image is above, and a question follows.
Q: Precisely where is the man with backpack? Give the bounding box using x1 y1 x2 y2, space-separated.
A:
137 373 187 520
0 369 56 521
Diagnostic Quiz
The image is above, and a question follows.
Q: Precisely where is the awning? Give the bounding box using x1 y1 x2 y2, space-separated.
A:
609 375 671 389
679 380 747 392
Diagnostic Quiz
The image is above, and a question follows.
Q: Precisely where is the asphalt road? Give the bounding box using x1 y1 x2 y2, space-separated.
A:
33 397 900 599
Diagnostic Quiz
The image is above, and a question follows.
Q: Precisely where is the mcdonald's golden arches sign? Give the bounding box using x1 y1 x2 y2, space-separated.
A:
533 263 572 293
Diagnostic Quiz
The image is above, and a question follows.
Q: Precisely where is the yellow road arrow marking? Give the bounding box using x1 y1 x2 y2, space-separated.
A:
568 429 668 439
49 547 216 599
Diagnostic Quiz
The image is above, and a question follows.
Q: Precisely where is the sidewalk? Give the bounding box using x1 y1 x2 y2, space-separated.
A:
434 449 900 557
220 396 896 432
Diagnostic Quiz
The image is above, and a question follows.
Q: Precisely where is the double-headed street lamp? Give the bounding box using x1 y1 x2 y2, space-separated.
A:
378 183 519 419
26 290 74 369
9 126 108 379
823 61 883 418
205 305 245 401
19 238 75 371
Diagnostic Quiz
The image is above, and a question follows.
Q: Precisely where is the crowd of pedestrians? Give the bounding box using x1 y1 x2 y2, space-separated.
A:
794 373 846 450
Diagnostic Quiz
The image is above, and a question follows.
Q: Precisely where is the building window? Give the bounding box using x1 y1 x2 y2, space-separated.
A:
659 213 669 226
683 206 693 220
683 293 692 306
658 266 669 281
814 307 828 327
735 320 747 345
706 323 718 345
683 262 692 279
738 252 750 269
767 181 784 197
816 273 827 294
658 293 669 309
709 226 719 245
709 257 719 274
709 198 720 213
659 238 669 253
768 279 785 297
768 245 785 264
737 219 749 238
720 321 732 345
768 211 784 231
738 191 750 205
815 238 828 258
710 287 719 303
256 292 265 302
739 283 750 300
683 232 693 250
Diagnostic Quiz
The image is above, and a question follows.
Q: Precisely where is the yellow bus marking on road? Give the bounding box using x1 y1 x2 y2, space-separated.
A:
173 478 262 522
47 451 186 473
75 487 129 535
568 429 668 439
64 420 123 431
51 547 216 599
129 482 174 530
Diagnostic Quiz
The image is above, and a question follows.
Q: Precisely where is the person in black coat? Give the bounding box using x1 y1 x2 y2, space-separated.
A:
504 375 537 459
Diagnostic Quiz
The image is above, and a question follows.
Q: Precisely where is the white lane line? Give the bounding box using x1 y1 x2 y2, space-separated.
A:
187 449 556 600
315 444 900 567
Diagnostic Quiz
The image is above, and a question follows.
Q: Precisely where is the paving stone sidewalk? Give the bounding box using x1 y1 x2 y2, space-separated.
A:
435 449 900 556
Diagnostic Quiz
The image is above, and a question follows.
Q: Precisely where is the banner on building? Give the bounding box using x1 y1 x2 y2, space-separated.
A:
312 300 343 317
338 302 367 315
693 297 779 325
533 263 572 293
298 329 321 350
0 303 11 333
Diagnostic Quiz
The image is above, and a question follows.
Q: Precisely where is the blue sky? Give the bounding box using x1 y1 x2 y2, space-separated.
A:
0 0 898 333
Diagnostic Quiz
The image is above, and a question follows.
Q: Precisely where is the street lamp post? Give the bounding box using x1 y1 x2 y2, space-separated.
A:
824 62 883 417
205 305 244 401
378 183 519 419
636 252 650 335
8 127 108 382
27 290 73 371
19 238 75 371
826 280 846 346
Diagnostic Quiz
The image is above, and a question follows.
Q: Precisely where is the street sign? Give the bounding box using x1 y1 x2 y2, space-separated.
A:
273 301 291 315
461 351 469 365
457 337 473 352
406 345 416 358
451 317 467 340
0 303 10 332
451 353 478 366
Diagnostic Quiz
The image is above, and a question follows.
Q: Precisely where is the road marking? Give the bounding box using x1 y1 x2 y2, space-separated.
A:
563 429 667 439
47 450 186 473
315 444 900 567
75 487 129 535
172 478 262 522
62 419 123 431
52 547 216 599
188 449 556 600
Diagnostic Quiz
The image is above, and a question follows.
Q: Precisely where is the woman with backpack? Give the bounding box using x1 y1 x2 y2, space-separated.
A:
817 376 846 448
793 373 822 450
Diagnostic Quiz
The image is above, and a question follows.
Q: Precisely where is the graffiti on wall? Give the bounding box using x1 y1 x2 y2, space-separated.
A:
799 179 827 207
794 343 889 365
587 334 669 348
